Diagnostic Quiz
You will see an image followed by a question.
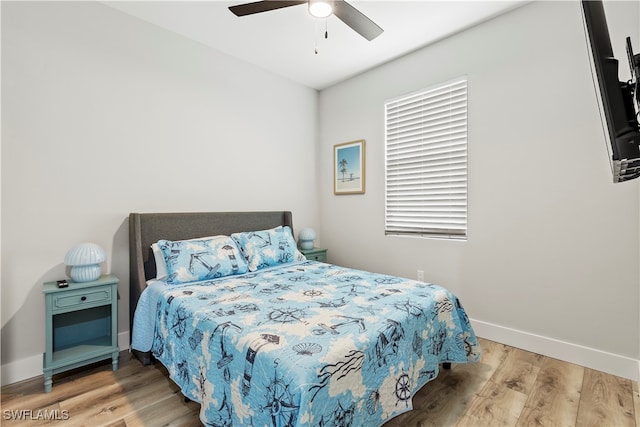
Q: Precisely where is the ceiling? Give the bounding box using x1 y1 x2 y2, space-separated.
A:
103 1 529 90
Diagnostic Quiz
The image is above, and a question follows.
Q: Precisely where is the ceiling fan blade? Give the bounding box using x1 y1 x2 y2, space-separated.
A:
229 0 307 17
332 0 383 41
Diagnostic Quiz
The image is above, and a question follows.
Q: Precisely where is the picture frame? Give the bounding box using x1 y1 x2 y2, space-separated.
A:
334 139 365 195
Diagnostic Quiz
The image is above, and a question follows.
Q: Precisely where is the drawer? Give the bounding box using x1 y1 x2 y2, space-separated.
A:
52 286 112 312
306 253 326 262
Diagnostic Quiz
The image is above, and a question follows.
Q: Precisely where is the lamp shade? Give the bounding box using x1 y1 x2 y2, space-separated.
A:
64 243 106 282
298 227 317 250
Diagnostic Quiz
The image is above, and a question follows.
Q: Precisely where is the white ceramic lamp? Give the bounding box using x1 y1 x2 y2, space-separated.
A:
298 227 317 250
64 243 106 282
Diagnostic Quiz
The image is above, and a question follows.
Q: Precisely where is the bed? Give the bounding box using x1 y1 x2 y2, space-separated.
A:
129 211 480 426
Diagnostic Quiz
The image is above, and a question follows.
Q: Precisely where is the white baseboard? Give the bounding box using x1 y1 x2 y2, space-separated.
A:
471 318 639 382
1 353 42 387
1 331 130 387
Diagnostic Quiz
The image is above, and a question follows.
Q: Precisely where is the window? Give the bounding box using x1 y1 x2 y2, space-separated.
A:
384 77 468 239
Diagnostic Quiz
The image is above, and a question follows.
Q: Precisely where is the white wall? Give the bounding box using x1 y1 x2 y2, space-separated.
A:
1 1 319 384
319 0 640 379
3 0 639 386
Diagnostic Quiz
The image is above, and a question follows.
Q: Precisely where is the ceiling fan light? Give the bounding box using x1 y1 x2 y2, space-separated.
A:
309 0 332 18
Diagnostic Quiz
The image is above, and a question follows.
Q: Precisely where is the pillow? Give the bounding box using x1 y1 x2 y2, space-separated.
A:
151 235 217 281
232 226 303 272
151 243 168 281
157 235 249 285
151 236 218 280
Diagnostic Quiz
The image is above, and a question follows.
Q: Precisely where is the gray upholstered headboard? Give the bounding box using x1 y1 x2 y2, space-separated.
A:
128 211 293 343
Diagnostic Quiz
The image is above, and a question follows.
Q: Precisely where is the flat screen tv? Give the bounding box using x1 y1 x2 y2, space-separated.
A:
581 0 640 182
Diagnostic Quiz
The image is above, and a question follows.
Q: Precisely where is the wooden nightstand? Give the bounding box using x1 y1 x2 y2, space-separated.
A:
300 247 327 262
42 274 119 393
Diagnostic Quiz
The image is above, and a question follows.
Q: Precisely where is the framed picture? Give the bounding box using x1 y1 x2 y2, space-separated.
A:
334 140 365 195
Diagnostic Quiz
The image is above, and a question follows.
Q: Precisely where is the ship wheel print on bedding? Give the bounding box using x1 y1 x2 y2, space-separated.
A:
395 370 412 408
263 359 300 427
264 306 309 325
242 334 281 396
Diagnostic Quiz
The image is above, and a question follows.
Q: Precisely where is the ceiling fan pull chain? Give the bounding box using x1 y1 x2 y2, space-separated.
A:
314 20 319 54
314 18 329 54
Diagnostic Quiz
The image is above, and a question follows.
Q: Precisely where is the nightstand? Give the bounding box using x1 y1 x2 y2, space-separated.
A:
300 247 327 263
42 274 119 393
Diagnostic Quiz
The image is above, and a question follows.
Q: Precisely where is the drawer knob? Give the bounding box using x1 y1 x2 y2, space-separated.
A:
80 296 87 302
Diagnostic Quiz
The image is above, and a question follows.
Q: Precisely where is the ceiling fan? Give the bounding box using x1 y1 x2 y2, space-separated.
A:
228 0 383 41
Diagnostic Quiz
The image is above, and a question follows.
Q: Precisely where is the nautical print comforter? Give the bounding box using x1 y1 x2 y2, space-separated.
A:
134 260 480 426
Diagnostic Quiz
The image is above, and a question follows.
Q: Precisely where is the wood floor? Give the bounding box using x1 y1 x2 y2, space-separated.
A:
2 338 639 426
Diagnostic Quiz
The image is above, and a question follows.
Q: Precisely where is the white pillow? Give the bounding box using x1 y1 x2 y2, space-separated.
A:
151 243 168 280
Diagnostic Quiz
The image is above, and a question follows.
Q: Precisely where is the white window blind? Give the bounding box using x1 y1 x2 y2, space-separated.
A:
385 77 467 239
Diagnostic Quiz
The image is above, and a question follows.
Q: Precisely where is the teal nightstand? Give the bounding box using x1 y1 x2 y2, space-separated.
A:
42 274 119 393
300 247 327 263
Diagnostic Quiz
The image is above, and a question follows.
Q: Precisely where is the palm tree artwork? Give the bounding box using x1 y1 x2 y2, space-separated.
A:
334 140 365 194
339 158 349 182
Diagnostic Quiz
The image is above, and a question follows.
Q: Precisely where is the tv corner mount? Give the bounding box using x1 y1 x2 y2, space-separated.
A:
582 0 640 182
626 37 640 118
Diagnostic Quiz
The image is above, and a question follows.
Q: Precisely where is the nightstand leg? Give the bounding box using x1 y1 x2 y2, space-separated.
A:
112 351 119 371
44 370 53 393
